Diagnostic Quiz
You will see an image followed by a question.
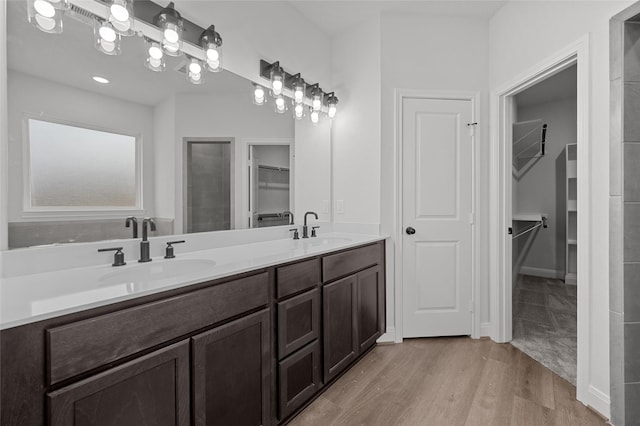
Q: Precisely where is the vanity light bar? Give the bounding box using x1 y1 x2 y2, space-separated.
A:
258 59 338 114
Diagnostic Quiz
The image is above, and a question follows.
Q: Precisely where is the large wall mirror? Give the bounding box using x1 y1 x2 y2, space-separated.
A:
5 1 331 249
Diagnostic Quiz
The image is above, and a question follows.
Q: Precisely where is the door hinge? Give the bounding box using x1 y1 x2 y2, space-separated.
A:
468 213 475 225
468 300 474 313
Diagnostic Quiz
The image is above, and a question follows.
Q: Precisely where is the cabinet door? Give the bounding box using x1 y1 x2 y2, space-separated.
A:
357 266 382 352
48 340 190 426
278 341 321 420
323 275 358 382
192 309 271 426
277 288 320 359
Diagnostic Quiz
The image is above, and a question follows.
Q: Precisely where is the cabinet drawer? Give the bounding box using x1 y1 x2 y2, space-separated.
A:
47 272 268 385
322 243 381 283
276 258 321 299
277 288 320 359
278 340 321 420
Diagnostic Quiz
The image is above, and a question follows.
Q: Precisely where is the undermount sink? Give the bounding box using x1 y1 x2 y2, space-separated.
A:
99 259 217 286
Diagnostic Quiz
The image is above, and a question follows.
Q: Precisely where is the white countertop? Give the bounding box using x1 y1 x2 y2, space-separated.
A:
0 232 385 330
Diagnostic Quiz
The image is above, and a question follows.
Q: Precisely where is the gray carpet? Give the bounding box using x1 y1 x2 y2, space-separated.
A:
511 274 577 384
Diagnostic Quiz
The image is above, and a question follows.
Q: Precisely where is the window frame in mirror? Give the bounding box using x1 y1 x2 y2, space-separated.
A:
21 113 143 218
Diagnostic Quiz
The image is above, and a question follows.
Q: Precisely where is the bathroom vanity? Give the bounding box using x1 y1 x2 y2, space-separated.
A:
0 237 385 425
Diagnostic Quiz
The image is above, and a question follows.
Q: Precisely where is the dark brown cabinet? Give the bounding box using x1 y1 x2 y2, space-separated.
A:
277 341 321 419
192 309 271 426
277 289 320 359
323 264 384 383
48 340 190 426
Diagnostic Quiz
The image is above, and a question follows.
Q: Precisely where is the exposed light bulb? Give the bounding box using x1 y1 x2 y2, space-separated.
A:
294 88 304 103
34 0 55 18
99 25 117 42
274 95 286 113
110 3 129 22
310 110 319 124
272 79 283 96
164 28 179 43
149 45 163 60
253 85 266 105
328 105 337 119
187 58 203 84
312 98 321 111
206 49 219 61
189 62 202 74
294 103 304 119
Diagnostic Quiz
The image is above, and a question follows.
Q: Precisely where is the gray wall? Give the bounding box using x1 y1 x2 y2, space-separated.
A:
610 12 640 426
514 96 577 277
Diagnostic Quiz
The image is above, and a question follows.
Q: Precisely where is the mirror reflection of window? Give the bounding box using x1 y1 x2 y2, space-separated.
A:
27 118 139 210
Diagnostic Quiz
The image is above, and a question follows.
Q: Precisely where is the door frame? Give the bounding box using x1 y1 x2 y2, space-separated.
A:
394 89 481 342
489 35 593 408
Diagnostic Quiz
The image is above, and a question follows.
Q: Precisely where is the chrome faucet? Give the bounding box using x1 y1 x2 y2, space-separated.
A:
283 210 294 225
125 216 138 238
302 211 318 238
139 217 156 263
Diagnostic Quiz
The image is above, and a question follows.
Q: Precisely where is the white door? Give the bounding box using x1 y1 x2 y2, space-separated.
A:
402 97 474 337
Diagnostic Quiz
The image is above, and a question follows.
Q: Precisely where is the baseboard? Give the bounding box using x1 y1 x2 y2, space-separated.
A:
377 327 396 344
519 266 564 279
480 322 491 337
582 385 610 420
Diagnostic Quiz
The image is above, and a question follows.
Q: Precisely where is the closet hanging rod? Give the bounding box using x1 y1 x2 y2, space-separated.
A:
512 215 548 240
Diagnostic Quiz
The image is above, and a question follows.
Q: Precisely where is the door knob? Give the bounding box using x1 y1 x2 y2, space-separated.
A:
406 227 416 235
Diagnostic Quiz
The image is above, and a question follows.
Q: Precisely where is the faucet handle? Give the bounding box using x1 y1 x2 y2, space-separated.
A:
311 226 320 238
289 228 300 240
164 240 186 259
98 247 126 267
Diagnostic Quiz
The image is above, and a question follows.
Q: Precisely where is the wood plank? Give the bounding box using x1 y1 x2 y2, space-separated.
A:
513 349 556 410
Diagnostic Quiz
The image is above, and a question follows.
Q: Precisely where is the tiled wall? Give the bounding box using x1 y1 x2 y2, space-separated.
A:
611 9 640 425
8 218 174 249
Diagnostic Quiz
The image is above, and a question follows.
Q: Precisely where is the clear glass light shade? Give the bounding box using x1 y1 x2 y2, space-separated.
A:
253 84 266 106
204 43 222 72
293 102 305 120
310 109 320 125
274 95 287 114
145 40 165 72
187 58 204 85
326 94 338 119
94 21 122 55
328 105 337 119
311 90 323 111
155 3 184 56
270 66 284 97
109 0 135 35
28 0 67 34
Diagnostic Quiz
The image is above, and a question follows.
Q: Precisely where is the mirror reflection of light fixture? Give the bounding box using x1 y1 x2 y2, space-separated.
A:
187 57 204 85
27 0 67 33
310 85 323 111
293 102 305 120
145 39 165 72
108 0 134 35
200 25 223 72
253 84 266 106
154 2 183 56
94 20 122 55
326 92 338 119
292 74 306 104
274 94 287 114
270 63 284 97
310 108 320 125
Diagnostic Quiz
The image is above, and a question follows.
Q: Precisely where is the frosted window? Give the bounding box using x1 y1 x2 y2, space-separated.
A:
28 119 138 208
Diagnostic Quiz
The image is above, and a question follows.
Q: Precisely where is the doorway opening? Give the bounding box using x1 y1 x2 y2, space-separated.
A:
509 65 578 384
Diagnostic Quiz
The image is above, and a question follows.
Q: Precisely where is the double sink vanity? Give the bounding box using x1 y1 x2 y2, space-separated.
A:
0 231 386 425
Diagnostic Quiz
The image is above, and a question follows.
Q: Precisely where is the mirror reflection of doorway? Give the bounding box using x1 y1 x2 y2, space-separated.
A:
185 139 233 233
249 144 292 228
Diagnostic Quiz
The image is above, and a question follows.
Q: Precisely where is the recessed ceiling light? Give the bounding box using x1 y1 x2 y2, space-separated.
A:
92 76 110 84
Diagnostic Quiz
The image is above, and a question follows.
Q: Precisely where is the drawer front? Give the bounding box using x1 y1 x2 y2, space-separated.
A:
278 341 321 421
277 289 320 359
322 243 381 283
276 258 321 299
47 272 269 385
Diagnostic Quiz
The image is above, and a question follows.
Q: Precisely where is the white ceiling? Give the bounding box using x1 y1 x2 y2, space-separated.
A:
514 65 578 109
287 0 508 37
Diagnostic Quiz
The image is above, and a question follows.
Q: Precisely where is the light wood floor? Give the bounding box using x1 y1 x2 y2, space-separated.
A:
289 337 606 426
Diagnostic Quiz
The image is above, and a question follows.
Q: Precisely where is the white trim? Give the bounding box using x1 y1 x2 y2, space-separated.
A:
0 0 7 250
586 385 611 418
394 89 481 342
480 322 491 337
489 35 591 407
377 327 396 344
519 266 564 280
